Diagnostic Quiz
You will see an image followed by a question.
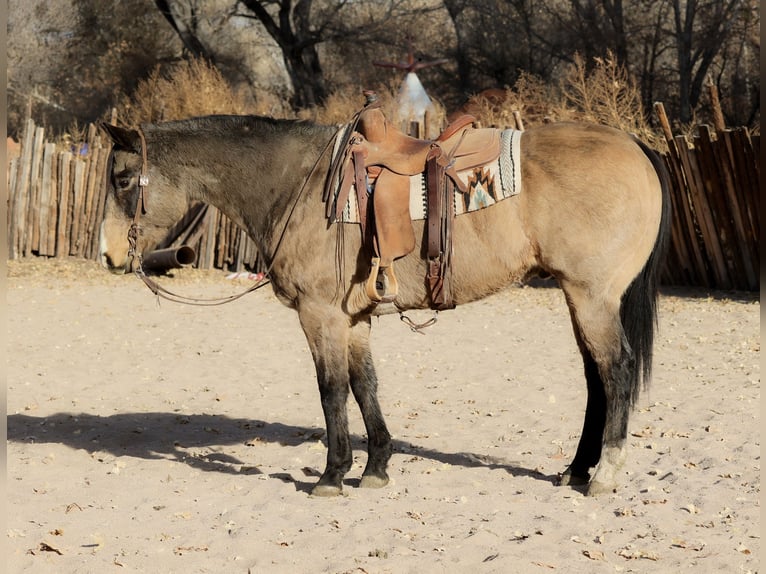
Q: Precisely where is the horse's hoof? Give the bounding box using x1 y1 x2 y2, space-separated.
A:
359 474 389 489
586 446 624 496
586 480 618 497
310 484 343 497
557 467 589 487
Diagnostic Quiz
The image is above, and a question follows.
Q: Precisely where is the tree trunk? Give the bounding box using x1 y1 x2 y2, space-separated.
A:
442 0 475 98
239 0 327 109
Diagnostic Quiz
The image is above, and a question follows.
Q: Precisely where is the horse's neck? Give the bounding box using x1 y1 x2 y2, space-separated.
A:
164 126 333 259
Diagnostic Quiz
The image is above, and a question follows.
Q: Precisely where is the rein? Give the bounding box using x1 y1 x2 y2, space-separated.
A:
126 125 335 306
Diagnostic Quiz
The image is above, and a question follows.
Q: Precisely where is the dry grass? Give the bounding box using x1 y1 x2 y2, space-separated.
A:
300 79 446 135
114 58 252 127
457 53 662 148
456 73 555 128
297 88 376 125
560 52 657 145
109 54 662 148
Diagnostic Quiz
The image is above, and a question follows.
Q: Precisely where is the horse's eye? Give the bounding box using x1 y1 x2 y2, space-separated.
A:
116 177 131 189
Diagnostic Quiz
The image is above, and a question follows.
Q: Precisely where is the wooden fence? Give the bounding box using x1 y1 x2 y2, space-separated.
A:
6 113 760 290
655 103 759 291
6 119 261 271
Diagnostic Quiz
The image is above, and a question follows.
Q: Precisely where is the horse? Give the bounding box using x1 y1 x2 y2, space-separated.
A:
99 113 671 497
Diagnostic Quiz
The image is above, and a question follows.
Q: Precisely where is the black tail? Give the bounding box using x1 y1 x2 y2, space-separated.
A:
621 139 672 406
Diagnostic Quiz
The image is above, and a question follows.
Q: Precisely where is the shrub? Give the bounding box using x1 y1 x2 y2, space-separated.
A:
560 52 657 145
456 52 660 148
115 58 251 127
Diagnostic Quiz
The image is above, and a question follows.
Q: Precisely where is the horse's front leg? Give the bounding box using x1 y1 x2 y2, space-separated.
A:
348 318 392 488
298 303 353 496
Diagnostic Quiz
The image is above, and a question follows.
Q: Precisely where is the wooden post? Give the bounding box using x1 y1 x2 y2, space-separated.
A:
93 148 111 258
47 149 60 256
676 132 731 288
706 78 726 133
173 203 208 249
12 119 38 259
654 102 674 143
7 157 19 257
69 158 86 256
78 153 97 257
512 111 524 131
56 151 73 257
215 214 228 269
696 125 743 285
85 148 109 259
714 128 758 289
38 142 56 256
22 124 45 257
200 206 219 269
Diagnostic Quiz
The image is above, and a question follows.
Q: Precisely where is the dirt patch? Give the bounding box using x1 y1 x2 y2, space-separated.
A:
7 257 760 573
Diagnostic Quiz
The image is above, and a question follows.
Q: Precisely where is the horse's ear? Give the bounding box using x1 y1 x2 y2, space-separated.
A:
100 123 142 154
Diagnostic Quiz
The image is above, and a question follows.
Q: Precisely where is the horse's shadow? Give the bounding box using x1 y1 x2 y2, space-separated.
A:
7 412 559 493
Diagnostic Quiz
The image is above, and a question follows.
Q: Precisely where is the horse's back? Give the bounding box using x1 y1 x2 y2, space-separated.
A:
518 122 663 294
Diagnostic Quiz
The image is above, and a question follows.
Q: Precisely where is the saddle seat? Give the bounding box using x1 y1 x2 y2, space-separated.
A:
357 108 501 181
331 101 503 307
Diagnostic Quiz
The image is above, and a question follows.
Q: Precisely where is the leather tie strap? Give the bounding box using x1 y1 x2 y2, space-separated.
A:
136 127 149 222
425 147 455 310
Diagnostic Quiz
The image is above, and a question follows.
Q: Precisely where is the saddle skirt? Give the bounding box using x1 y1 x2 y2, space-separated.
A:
330 127 522 224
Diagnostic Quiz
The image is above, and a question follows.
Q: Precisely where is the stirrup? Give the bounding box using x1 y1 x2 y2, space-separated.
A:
366 257 399 303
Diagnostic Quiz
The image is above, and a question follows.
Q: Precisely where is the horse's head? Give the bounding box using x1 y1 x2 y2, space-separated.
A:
99 124 189 273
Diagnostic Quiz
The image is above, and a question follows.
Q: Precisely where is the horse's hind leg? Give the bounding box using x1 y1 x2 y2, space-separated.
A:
559 284 636 496
348 318 392 488
559 341 606 485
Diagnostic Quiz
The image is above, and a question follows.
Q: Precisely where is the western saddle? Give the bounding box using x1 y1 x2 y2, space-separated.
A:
324 93 501 310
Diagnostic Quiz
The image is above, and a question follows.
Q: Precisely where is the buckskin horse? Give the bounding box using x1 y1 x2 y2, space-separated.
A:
99 108 670 497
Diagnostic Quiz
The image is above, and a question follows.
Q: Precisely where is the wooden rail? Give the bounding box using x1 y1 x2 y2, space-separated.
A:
6 113 760 290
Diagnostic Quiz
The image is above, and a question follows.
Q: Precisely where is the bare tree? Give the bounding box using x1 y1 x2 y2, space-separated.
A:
148 1 447 110
7 0 181 136
154 0 218 62
234 0 328 108
233 0 448 109
670 0 741 123
565 0 628 67
441 0 564 98
719 0 760 125
7 0 758 132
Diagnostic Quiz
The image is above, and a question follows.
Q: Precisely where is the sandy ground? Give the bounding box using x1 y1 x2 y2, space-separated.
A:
6 258 760 574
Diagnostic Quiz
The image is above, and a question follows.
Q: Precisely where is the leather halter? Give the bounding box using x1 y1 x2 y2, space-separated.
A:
126 128 149 266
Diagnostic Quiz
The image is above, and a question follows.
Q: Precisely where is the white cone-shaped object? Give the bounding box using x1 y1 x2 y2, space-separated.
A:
397 72 438 136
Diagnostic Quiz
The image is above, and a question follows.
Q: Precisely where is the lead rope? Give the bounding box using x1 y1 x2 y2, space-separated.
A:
128 125 337 306
398 312 438 333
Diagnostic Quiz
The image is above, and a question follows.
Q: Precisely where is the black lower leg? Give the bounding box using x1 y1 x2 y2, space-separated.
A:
349 337 392 483
602 343 635 446
569 351 606 479
315 383 353 490
353 390 392 482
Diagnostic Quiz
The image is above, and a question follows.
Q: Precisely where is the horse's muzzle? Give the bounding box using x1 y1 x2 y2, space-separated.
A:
99 252 130 274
